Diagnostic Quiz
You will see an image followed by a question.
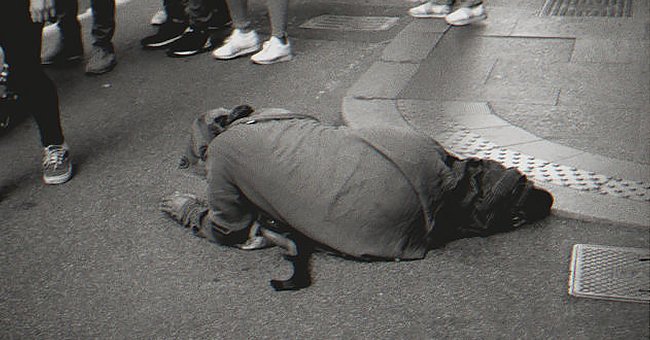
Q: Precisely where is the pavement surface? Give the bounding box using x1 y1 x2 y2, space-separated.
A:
1 0 649 339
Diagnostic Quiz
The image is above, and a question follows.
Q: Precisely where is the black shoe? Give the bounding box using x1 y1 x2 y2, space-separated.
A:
166 28 213 58
141 21 188 49
42 45 84 67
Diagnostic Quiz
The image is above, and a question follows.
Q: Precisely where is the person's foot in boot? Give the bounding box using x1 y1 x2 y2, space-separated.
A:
166 27 213 57
141 20 188 49
85 45 117 75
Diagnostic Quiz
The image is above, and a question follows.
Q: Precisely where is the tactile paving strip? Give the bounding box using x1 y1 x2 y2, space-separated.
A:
300 15 399 31
569 244 649 303
541 0 632 17
440 129 650 202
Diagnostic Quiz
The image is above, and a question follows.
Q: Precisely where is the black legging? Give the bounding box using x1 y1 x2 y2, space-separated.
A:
0 0 65 147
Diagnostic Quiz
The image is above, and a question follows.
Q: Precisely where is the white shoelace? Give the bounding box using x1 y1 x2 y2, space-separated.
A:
43 145 67 169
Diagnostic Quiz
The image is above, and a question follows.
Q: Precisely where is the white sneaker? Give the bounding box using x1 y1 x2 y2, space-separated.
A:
445 4 487 26
212 29 260 60
250 37 292 65
408 2 451 18
150 10 167 26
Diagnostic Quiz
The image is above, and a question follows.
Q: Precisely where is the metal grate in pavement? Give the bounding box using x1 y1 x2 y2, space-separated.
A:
541 0 632 17
569 244 649 303
441 129 650 202
300 15 399 31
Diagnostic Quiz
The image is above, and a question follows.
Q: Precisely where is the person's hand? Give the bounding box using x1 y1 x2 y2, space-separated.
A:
30 0 56 23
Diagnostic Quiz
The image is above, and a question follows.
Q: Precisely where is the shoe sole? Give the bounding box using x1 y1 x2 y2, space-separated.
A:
85 60 117 75
251 53 293 65
408 12 449 18
167 41 214 58
142 34 184 49
41 55 84 67
446 13 487 26
212 45 260 60
43 164 73 185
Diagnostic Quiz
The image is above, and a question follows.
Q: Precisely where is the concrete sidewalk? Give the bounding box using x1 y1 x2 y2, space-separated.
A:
342 0 650 227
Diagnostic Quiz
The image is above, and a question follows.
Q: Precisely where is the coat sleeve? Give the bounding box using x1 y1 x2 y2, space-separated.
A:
203 147 256 246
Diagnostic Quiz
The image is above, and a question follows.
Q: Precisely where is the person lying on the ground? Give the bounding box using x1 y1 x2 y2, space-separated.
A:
161 105 553 291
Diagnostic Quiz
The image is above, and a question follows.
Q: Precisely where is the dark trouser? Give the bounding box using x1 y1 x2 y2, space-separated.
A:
57 0 116 49
165 0 189 22
0 1 64 146
165 0 230 30
434 0 482 6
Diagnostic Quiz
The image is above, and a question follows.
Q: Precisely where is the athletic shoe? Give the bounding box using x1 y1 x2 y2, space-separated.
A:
150 9 167 26
42 144 72 185
212 29 260 60
166 28 213 57
445 4 487 26
141 21 188 49
250 36 292 65
408 2 451 18
85 46 117 75
41 45 84 67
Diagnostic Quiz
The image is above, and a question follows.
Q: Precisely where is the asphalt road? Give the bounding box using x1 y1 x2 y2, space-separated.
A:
1 0 648 338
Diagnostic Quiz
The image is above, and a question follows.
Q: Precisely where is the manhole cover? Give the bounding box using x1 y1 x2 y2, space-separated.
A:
300 15 399 31
541 0 632 17
569 244 650 303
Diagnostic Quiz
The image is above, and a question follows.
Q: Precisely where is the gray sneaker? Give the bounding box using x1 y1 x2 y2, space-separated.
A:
42 144 73 185
85 46 117 75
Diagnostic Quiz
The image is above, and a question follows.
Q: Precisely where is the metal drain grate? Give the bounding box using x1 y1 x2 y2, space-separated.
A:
541 0 632 17
569 244 650 303
300 15 399 31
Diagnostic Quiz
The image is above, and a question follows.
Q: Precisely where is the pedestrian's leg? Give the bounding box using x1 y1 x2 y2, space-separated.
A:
446 0 486 26
212 0 261 59
166 0 189 22
90 0 116 50
42 0 84 66
266 0 289 39
459 0 483 7
86 0 117 74
4 22 64 146
186 0 229 29
224 0 251 30
211 0 231 28
250 0 292 64
1 3 72 184
186 0 213 30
